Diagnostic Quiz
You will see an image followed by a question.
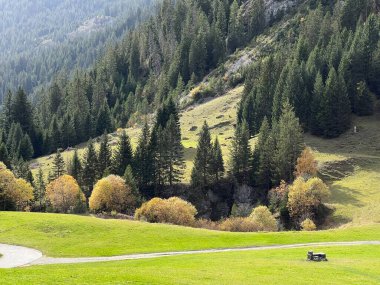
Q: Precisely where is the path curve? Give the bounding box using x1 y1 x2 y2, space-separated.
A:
1 241 380 268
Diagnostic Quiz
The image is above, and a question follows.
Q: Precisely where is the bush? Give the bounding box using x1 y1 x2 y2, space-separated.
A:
135 197 197 226
219 217 260 232
301 218 317 231
46 175 86 213
249 206 277 232
89 175 136 214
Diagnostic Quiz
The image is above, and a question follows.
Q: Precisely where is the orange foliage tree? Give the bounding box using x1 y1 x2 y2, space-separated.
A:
294 147 318 179
46 175 86 213
135 197 197 226
0 162 33 211
89 175 137 214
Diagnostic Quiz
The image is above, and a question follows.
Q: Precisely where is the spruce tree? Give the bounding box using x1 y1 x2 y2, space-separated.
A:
273 101 304 184
255 117 274 193
52 149 66 180
19 134 34 161
97 132 112 177
82 139 98 197
191 121 213 188
230 120 251 184
124 165 141 206
34 168 45 211
310 72 324 135
210 137 224 183
134 122 154 188
68 149 82 184
112 130 133 176
163 115 185 186
354 81 375 116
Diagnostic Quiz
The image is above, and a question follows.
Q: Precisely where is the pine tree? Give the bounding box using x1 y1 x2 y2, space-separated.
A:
310 72 325 135
97 132 112 177
255 117 274 193
273 101 304 184
68 149 82 184
18 134 34 161
163 115 185 186
354 81 375 116
230 120 251 184
82 139 98 197
52 149 66 180
112 130 133 176
0 143 10 168
124 165 141 206
11 88 34 135
34 168 45 211
134 122 154 188
210 137 224 183
96 101 113 136
320 68 351 138
191 121 213 188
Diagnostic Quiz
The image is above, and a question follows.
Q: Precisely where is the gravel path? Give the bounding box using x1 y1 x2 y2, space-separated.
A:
1 241 380 268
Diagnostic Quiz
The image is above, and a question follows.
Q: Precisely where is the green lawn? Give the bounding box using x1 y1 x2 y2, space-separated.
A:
1 245 380 284
0 212 380 258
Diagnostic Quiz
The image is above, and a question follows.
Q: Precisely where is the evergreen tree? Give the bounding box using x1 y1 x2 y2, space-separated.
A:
191 121 213 188
34 168 45 211
134 122 154 188
18 134 34 161
310 72 324 135
11 88 34 135
51 149 66 180
0 143 10 168
112 130 133 176
210 137 224 183
255 117 274 193
163 115 185 186
320 68 351 138
354 81 375 116
68 149 82 184
97 132 112 177
82 139 98 197
124 165 141 206
230 120 251 184
273 101 304 184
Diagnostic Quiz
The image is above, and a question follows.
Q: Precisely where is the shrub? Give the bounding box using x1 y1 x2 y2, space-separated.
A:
195 219 219 231
219 217 260 232
249 206 277 232
301 218 317 231
135 197 197 226
46 175 86 213
89 175 136 214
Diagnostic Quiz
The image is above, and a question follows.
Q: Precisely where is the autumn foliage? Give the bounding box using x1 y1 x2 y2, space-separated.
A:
301 218 317 231
295 147 318 178
0 162 33 211
249 206 277 232
287 177 330 224
89 175 137 214
46 175 85 213
135 197 197 226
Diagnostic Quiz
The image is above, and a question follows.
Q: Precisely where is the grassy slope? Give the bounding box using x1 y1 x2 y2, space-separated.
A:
0 212 380 258
1 246 380 284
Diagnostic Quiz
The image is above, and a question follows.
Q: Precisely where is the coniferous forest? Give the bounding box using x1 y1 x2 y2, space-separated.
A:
1 0 380 230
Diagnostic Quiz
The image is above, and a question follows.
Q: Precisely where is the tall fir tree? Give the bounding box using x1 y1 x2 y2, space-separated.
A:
112 130 133 176
210 137 224 183
34 168 46 211
82 139 98 197
230 120 251 184
97 132 112 177
51 149 66 180
191 121 213 188
273 101 304 184
68 149 82 184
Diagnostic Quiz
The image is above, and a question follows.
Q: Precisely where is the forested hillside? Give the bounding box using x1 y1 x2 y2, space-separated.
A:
1 0 380 227
0 0 155 102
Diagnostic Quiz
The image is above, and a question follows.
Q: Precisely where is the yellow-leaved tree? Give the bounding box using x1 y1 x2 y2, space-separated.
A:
46 175 86 213
249 206 277 232
287 177 330 225
0 162 34 211
89 175 136 214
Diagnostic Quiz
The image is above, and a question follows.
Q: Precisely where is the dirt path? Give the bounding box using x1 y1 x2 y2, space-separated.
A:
1 241 380 268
